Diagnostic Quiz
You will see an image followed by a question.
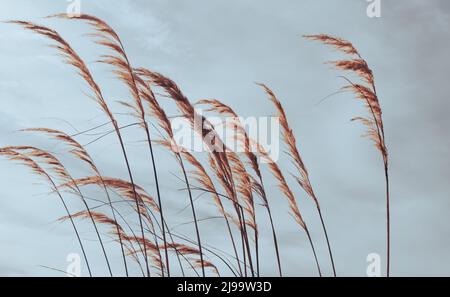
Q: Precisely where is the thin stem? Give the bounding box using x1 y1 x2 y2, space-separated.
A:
179 157 205 277
305 227 322 277
115 129 150 277
317 207 336 277
258 176 283 277
385 163 390 277
143 124 169 277
227 177 253 277
255 228 259 277
100 183 129 276
233 201 249 277
239 206 255 277
266 205 282 277
61 204 92 277
223 213 243 277
72 183 113 277
241 230 247 277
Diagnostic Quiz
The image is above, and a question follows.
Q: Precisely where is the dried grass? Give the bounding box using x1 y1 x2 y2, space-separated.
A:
305 34 390 276
1 17 391 277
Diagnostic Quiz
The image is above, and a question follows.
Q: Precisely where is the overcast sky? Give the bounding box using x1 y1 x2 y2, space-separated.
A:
0 0 449 277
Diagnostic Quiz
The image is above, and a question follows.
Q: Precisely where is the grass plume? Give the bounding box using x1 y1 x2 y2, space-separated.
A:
305 34 390 276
